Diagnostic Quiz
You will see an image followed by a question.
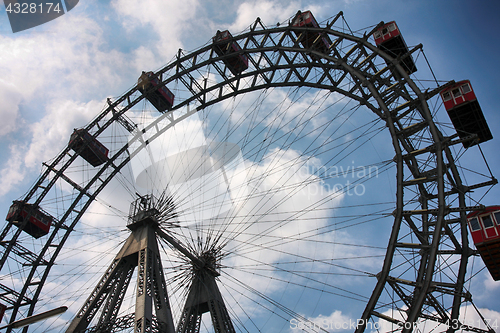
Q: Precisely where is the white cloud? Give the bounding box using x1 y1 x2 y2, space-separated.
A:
290 310 353 332
1 3 498 332
229 1 322 32
208 147 346 320
0 15 128 104
111 0 200 62
0 80 22 137
132 45 159 73
0 7 144 199
0 144 27 197
480 270 500 299
24 99 105 168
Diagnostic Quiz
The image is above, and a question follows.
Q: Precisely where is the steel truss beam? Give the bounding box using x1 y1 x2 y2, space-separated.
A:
66 224 175 333
176 271 235 333
0 13 495 333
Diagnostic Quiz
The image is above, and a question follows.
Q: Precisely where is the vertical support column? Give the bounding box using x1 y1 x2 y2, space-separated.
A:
67 220 176 333
153 254 176 333
135 248 153 333
177 271 235 333
134 225 176 333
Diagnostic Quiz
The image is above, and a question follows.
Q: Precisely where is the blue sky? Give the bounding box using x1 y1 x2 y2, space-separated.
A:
0 0 499 332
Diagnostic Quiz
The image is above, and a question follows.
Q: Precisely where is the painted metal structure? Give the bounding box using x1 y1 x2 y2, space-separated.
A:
68 128 109 167
6 201 53 239
290 10 332 60
138 71 175 112
374 21 417 75
66 196 176 333
440 80 493 147
212 30 249 75
467 206 500 281
0 303 6 322
0 10 496 333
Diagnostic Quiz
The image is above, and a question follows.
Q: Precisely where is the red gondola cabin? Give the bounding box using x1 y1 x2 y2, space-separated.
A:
69 129 109 167
440 80 492 148
213 30 249 75
6 201 53 238
467 206 500 281
374 21 416 75
290 10 331 61
138 71 175 112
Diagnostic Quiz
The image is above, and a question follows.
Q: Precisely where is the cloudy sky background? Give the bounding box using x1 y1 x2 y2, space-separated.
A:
1 0 500 332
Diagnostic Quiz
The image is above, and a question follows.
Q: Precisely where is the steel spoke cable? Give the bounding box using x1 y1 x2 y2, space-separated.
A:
224 122 386 244
130 87 382 245
224 266 366 315
224 130 392 255
181 161 394 256
143 87 344 250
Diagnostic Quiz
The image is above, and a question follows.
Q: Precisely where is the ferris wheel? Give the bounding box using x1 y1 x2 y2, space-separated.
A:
0 10 497 333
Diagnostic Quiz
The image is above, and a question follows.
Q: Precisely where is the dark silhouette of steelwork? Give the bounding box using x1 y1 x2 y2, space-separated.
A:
66 196 176 333
66 195 235 332
0 11 497 333
176 247 235 333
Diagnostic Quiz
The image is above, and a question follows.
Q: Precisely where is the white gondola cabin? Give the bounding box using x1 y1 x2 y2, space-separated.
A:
212 30 249 75
137 71 175 112
6 201 53 238
374 21 416 75
68 129 109 167
467 206 500 281
290 10 331 61
440 80 492 147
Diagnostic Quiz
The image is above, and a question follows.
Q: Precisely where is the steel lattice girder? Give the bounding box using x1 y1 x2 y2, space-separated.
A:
0 14 494 333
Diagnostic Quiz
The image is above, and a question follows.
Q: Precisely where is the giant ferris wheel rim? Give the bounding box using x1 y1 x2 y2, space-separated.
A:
0 11 494 332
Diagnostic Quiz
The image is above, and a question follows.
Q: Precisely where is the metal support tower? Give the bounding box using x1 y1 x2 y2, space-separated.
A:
66 197 175 333
176 256 235 333
66 194 235 333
